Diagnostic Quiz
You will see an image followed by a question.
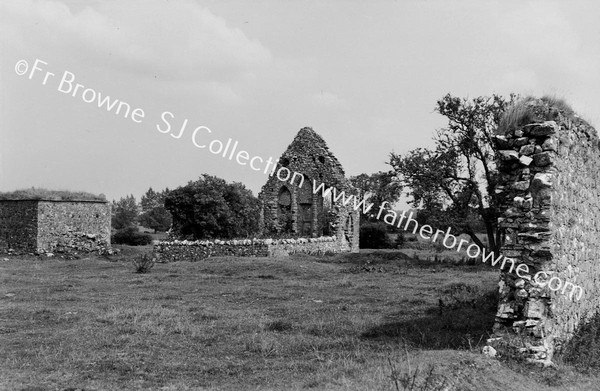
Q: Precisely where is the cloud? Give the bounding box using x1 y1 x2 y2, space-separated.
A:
484 0 600 108
0 0 273 83
493 1 599 80
311 90 346 109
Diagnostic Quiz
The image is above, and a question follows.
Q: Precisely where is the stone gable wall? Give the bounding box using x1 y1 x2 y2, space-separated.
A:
491 101 600 364
258 127 359 253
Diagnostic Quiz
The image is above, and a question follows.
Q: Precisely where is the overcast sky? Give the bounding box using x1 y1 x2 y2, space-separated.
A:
1 0 599 202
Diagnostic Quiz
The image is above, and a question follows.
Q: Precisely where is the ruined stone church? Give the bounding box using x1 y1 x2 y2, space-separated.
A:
258 127 359 252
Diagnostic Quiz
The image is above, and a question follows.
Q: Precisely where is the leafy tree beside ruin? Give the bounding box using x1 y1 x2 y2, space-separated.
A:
349 171 402 222
164 174 260 239
140 187 161 212
139 205 172 232
139 187 172 232
111 194 139 230
389 93 516 255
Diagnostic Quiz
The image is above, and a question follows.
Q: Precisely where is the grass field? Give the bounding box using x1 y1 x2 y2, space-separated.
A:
1 247 598 390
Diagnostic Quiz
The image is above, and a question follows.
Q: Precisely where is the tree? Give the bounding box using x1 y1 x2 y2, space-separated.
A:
164 174 260 239
359 221 394 249
140 187 161 213
111 194 139 230
139 187 172 232
389 94 516 256
139 206 172 232
350 171 402 222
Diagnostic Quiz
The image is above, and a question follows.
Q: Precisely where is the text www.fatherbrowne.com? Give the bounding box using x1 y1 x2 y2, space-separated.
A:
297 175 583 301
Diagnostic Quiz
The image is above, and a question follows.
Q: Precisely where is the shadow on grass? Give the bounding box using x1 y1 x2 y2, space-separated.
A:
319 250 492 272
560 311 600 373
361 284 498 350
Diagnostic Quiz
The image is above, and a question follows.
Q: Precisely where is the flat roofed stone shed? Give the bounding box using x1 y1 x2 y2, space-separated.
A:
0 198 111 254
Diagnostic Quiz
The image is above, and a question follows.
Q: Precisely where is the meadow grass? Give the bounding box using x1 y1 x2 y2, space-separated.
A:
0 248 598 390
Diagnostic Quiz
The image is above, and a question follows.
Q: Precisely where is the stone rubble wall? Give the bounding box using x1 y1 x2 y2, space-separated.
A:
268 236 350 257
0 200 39 252
491 103 600 364
0 199 111 254
153 236 350 262
36 200 111 253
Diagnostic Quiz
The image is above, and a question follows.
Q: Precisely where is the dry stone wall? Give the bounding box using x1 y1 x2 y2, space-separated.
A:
154 236 349 262
490 98 600 365
0 200 111 254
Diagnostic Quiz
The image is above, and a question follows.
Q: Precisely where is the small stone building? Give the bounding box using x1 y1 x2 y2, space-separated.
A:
258 127 360 252
0 199 111 254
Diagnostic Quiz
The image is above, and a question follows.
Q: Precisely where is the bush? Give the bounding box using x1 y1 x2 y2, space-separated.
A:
165 174 260 240
112 227 152 246
359 222 393 249
132 253 156 273
394 231 405 248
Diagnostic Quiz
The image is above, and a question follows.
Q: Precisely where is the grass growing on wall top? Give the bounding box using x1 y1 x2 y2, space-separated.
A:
0 187 106 201
497 95 574 135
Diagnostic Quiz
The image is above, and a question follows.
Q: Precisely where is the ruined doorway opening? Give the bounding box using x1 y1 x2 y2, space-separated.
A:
297 174 313 236
344 213 354 243
277 186 293 233
318 190 335 236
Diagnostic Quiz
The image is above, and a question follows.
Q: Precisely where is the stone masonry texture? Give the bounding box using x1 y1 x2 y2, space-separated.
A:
489 98 600 365
154 236 349 262
258 127 360 253
0 199 111 254
0 200 38 252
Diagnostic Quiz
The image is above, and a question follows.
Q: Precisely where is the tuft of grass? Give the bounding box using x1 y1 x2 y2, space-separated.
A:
387 351 449 391
244 332 282 357
265 319 294 332
0 187 106 201
132 253 155 273
497 94 574 135
540 94 575 116
497 96 538 134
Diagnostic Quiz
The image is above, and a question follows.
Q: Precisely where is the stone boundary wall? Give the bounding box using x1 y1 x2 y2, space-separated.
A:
490 101 600 365
154 236 350 262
